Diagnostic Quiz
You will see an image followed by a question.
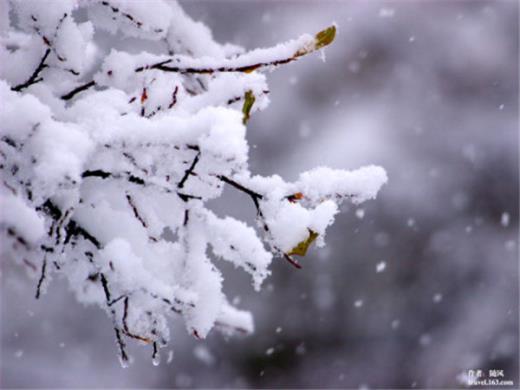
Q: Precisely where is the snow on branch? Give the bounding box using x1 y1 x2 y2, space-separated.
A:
59 24 335 101
0 0 386 366
133 24 337 74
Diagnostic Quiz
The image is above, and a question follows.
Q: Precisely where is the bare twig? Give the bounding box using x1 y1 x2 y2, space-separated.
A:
217 175 263 201
168 86 179 109
283 253 302 269
35 255 47 299
11 49 51 92
126 193 148 229
60 81 96 100
178 150 200 189
99 272 130 364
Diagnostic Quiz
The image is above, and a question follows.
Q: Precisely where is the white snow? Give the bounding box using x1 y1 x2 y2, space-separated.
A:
378 8 396 18
166 350 174 364
87 0 172 40
0 190 45 244
419 333 432 346
500 212 510 227
505 240 516 251
205 211 272 291
376 261 386 273
296 165 388 205
391 319 400 330
193 345 215 366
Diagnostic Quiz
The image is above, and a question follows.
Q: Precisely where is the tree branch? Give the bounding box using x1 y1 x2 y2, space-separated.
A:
135 57 295 75
35 255 47 299
11 48 51 92
217 175 303 269
126 193 147 229
60 81 96 100
82 168 202 204
135 25 336 75
217 175 263 201
178 150 200 189
38 199 101 249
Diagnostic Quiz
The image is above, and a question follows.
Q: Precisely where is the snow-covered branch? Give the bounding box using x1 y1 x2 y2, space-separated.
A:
0 0 387 366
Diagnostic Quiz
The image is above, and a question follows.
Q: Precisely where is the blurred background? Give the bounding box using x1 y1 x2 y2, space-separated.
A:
1 0 518 388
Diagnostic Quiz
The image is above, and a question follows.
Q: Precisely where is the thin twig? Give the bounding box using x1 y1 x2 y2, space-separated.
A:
60 81 96 100
217 175 263 200
283 253 302 269
11 49 51 92
178 151 200 189
126 193 147 228
135 57 295 75
35 255 47 299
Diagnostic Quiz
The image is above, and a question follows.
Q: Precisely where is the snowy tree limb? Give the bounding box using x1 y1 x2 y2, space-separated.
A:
0 0 386 367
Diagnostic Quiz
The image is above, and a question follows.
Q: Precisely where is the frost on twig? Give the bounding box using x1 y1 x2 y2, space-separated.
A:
0 0 387 366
